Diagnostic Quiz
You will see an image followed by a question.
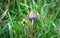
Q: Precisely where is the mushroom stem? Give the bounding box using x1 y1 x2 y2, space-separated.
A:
32 19 34 25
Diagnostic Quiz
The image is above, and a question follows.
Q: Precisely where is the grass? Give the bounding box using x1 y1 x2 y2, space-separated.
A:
0 0 60 38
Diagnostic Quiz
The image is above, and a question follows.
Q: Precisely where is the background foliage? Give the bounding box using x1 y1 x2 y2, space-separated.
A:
0 0 60 38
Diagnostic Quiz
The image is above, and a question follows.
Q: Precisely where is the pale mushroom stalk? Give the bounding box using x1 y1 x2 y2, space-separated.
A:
32 19 34 25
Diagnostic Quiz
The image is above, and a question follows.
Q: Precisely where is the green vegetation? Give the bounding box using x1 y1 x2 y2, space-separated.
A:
0 0 60 38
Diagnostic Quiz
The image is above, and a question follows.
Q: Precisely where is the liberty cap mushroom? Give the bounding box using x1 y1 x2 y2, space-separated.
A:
22 17 26 24
28 11 38 24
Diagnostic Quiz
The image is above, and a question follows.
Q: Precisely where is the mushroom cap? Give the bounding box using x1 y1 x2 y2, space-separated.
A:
28 11 37 20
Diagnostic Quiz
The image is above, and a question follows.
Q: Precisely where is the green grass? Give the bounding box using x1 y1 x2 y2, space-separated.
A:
0 0 60 38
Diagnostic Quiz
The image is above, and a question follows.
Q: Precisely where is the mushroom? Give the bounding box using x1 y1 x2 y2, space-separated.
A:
22 18 26 24
28 11 38 25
